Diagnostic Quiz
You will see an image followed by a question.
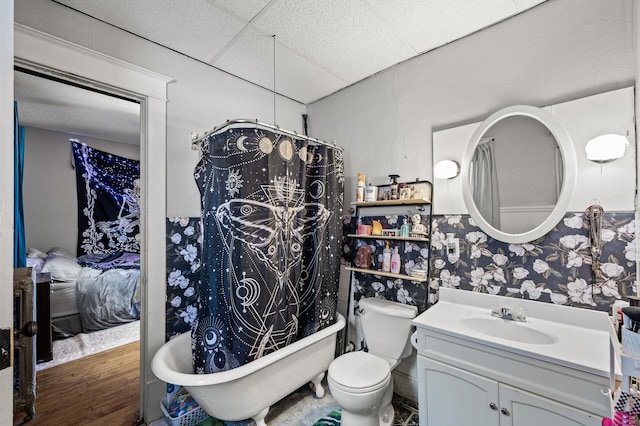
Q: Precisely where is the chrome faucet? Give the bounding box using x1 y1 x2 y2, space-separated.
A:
491 305 526 322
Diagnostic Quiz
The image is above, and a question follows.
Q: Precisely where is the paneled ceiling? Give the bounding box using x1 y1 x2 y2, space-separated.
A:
54 0 546 104
15 0 547 144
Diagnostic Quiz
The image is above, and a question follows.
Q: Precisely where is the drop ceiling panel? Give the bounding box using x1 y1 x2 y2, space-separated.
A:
366 0 547 54
206 0 272 22
45 0 549 104
251 0 416 83
213 27 348 103
56 0 246 62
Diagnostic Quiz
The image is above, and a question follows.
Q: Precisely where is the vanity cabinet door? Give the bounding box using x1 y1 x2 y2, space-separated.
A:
499 384 601 426
419 357 500 426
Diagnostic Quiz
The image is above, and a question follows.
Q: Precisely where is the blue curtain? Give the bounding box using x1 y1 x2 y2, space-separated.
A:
14 101 26 268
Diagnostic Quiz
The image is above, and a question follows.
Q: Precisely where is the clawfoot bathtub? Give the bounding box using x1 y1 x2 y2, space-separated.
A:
152 313 345 425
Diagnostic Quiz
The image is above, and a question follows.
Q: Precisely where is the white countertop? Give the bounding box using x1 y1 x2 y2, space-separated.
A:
413 288 618 378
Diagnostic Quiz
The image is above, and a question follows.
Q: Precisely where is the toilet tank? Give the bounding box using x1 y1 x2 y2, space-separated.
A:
359 298 418 362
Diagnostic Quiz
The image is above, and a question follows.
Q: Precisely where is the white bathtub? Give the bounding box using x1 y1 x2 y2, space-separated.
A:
151 313 346 425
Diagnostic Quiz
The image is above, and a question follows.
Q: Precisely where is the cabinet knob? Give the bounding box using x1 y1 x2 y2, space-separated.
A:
489 403 498 411
501 407 510 416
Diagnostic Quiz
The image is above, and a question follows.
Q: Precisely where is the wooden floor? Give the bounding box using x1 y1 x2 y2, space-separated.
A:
14 341 141 426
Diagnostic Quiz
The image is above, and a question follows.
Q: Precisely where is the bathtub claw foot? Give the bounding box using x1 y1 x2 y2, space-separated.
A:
253 407 269 426
311 372 326 398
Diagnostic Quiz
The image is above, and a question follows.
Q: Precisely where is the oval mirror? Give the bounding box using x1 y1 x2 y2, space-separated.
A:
461 105 577 244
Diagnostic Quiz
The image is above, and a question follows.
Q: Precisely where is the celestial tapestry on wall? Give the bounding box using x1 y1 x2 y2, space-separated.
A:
193 125 344 374
71 141 140 256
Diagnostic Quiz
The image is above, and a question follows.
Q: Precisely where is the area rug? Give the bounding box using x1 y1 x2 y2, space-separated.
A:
36 320 140 371
312 410 341 426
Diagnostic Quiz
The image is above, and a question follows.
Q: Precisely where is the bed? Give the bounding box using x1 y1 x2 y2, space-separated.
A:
28 247 140 338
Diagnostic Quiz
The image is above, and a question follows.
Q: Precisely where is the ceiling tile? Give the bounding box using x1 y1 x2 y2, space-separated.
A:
251 0 416 84
205 0 272 22
213 27 348 103
366 0 546 54
56 0 246 62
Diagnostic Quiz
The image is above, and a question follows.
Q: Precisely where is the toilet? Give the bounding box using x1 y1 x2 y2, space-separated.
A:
328 298 418 426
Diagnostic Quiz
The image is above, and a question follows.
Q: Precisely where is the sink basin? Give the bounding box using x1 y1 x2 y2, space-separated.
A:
459 317 558 345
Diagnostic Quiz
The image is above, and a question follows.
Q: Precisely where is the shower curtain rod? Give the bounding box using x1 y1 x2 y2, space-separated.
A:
191 119 343 151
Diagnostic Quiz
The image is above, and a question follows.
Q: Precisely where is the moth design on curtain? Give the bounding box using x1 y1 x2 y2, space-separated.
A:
71 141 140 256
193 125 344 373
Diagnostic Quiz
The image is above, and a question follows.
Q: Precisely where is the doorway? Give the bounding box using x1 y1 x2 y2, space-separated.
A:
13 68 142 422
12 24 171 423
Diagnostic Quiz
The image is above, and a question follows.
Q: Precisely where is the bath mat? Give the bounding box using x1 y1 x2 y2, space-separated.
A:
312 410 341 426
195 417 224 426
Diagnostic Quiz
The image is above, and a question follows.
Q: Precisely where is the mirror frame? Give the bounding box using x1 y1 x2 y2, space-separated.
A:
460 105 577 244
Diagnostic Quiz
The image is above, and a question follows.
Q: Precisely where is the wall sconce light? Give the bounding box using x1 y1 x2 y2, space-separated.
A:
585 134 629 163
434 160 460 179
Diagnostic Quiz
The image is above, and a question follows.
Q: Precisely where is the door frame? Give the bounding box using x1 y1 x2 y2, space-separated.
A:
0 2 15 422
12 24 171 422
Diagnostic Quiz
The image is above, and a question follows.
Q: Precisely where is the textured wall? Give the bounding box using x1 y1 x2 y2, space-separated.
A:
22 128 140 255
308 0 634 205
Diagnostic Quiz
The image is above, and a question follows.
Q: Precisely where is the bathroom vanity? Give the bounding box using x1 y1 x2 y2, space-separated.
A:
412 288 616 426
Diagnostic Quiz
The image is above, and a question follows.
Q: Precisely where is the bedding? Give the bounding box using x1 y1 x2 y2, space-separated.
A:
41 256 83 282
76 267 140 332
34 248 141 336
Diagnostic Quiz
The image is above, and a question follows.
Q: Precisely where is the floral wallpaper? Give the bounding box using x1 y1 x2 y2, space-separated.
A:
344 214 431 313
430 212 637 312
165 211 636 340
166 217 202 340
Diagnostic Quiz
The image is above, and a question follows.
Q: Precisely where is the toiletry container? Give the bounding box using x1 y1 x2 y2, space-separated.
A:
365 183 378 202
381 242 391 272
399 219 409 237
356 173 366 202
390 247 401 274
388 175 399 200
328 298 417 426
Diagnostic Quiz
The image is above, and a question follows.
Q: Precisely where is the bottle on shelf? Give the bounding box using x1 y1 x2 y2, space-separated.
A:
356 173 366 202
389 174 400 200
400 219 410 237
390 246 401 274
382 241 392 272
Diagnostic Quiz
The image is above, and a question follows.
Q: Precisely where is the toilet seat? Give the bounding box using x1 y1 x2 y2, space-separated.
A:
329 351 391 394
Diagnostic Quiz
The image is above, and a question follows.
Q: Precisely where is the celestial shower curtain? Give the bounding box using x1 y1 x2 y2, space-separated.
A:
193 125 344 373
71 141 140 256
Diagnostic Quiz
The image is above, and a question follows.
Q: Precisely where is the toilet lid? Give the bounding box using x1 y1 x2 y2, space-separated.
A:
329 351 390 393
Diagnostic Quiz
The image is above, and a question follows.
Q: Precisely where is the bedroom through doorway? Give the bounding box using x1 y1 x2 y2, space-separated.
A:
14 67 143 418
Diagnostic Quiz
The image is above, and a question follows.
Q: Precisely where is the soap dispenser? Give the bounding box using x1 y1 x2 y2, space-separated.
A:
400 219 410 237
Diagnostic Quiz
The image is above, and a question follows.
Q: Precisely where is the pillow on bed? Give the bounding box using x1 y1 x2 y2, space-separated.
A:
41 256 82 281
27 247 48 259
26 257 45 273
47 247 76 259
